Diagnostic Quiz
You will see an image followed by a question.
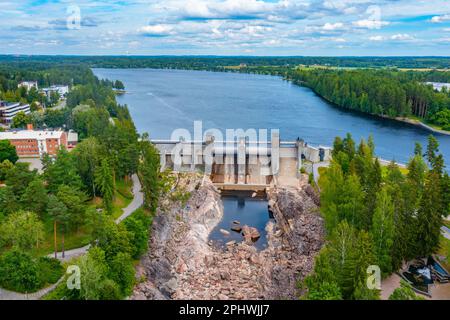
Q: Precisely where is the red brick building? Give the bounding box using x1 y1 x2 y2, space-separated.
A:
0 125 70 157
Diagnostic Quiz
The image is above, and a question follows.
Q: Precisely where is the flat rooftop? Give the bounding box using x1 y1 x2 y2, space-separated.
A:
0 129 65 140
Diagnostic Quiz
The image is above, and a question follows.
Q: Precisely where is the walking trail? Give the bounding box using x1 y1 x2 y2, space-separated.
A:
0 174 143 300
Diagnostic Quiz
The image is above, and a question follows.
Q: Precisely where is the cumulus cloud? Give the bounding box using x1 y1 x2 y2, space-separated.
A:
390 33 414 41
369 34 415 41
322 22 344 31
369 35 384 41
431 14 450 23
138 24 174 37
353 19 390 29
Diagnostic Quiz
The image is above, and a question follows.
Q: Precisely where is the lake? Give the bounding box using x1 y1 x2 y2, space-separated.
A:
93 68 450 166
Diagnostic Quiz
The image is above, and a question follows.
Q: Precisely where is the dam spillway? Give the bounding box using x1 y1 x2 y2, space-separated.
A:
151 133 332 189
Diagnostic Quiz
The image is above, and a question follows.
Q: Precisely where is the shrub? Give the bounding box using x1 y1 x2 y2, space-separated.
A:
37 257 64 286
0 249 40 293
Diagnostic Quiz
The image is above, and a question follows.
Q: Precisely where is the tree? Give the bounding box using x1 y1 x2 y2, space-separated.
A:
92 214 132 261
11 111 31 128
95 158 115 213
55 184 88 229
4 162 37 197
0 186 20 216
123 215 148 259
389 281 424 300
139 136 161 212
43 147 83 193
47 194 70 258
20 178 48 217
77 247 121 300
109 252 135 296
425 135 439 166
72 137 104 196
0 211 44 251
304 248 342 300
371 188 395 275
414 142 423 157
113 80 125 90
0 140 18 164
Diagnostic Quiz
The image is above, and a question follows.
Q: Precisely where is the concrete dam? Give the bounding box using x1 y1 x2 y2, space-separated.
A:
152 132 331 189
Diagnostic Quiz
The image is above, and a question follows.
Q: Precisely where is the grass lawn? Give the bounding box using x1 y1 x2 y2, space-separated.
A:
32 218 93 257
32 178 134 257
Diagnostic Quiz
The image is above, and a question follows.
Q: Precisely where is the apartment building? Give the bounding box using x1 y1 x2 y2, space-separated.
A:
0 101 31 125
0 125 70 157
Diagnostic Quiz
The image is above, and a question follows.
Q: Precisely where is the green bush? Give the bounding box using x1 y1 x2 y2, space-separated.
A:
37 257 64 286
0 249 40 293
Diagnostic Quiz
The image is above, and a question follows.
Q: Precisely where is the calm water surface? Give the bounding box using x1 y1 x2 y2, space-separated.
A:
208 195 272 250
93 68 450 166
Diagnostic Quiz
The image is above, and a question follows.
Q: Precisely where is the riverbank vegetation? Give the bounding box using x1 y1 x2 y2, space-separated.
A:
302 134 450 300
0 64 162 297
290 68 450 131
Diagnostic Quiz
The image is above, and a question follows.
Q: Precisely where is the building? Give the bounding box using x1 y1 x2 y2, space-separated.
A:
425 82 450 92
41 85 69 99
18 81 38 91
0 101 31 125
67 130 79 150
0 125 72 157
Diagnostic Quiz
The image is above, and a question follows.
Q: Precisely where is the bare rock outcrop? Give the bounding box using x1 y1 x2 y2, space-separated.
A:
132 173 324 300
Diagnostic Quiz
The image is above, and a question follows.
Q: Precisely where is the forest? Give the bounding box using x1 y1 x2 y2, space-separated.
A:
303 134 450 300
0 55 449 70
0 63 162 299
288 68 450 131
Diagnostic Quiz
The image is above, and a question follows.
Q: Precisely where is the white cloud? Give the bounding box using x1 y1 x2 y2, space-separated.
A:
138 24 174 36
369 35 384 41
431 14 450 23
353 19 390 29
322 22 344 31
390 33 414 41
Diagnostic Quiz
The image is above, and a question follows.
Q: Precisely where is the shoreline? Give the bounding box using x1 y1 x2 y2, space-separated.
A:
393 117 450 136
101 66 450 136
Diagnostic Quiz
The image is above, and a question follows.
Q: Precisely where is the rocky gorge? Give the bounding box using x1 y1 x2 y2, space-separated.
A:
131 173 325 300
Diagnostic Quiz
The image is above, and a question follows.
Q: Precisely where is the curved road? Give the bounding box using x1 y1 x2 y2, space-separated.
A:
0 174 143 300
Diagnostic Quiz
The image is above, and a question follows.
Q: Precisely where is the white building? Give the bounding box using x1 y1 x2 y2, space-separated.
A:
425 82 450 92
0 101 31 125
18 81 38 91
41 85 69 99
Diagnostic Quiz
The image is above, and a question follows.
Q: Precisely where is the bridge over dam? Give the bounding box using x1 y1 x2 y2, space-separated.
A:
151 132 332 190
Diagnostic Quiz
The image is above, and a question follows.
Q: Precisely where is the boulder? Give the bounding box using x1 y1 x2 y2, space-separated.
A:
231 225 242 233
220 229 230 236
233 220 240 225
242 225 261 242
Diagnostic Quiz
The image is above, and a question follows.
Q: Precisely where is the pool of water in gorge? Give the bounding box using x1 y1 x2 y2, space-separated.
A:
209 191 273 251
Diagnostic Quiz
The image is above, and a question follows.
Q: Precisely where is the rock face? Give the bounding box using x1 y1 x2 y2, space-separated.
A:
131 173 324 300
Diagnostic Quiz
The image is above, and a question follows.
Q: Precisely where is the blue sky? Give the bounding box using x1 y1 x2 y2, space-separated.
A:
0 0 449 55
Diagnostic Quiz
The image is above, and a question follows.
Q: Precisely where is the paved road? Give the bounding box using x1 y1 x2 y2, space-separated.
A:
116 174 144 223
51 174 143 261
312 161 330 190
442 226 450 241
0 174 143 300
0 275 65 301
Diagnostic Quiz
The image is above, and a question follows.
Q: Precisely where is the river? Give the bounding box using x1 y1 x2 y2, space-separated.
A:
93 68 450 166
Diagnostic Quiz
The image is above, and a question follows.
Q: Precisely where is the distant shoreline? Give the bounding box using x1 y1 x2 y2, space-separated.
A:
391 116 450 136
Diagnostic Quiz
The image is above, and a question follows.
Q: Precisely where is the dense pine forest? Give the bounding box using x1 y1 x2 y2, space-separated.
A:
303 134 450 300
1 55 449 69
289 68 450 131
